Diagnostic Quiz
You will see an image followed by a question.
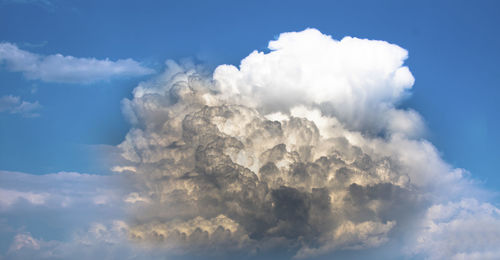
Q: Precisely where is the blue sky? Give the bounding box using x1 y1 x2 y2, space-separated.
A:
1 0 500 259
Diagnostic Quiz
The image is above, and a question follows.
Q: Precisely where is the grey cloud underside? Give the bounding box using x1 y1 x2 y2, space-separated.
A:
119 73 421 257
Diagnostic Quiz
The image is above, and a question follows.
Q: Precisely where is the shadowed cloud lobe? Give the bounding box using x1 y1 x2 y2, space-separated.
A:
111 29 499 259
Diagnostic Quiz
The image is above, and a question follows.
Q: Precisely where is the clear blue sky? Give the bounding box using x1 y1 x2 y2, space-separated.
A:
1 0 499 190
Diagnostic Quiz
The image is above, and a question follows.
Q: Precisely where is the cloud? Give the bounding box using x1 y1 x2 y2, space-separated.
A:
1 0 59 12
0 170 137 259
4 222 141 260
0 170 126 210
1 0 52 7
114 28 495 259
0 95 41 117
5 222 145 260
22 41 49 49
0 188 48 207
411 198 500 260
0 170 189 259
0 42 154 84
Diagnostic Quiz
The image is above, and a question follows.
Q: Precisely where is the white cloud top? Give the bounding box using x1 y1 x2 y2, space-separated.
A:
214 28 417 134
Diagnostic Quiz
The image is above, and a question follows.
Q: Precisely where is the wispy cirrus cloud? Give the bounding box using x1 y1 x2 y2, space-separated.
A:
0 95 41 117
1 0 52 7
1 0 58 12
0 43 154 84
22 41 48 49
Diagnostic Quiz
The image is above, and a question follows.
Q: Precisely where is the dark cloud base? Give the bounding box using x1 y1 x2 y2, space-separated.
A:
120 72 421 258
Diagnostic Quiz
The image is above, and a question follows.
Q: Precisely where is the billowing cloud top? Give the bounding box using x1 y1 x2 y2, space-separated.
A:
113 28 495 259
214 29 418 135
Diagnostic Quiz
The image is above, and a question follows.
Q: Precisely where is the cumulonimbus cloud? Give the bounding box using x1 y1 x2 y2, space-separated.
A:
114 28 500 259
0 42 154 84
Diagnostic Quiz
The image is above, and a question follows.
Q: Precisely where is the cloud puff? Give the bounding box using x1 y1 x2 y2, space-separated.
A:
0 170 125 210
0 95 41 117
0 188 48 207
114 29 494 258
411 198 500 260
0 42 154 84
4 222 142 260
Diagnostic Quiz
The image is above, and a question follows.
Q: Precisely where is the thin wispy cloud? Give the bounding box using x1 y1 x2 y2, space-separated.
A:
0 43 154 84
2 0 51 4
1 0 54 10
22 41 48 49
